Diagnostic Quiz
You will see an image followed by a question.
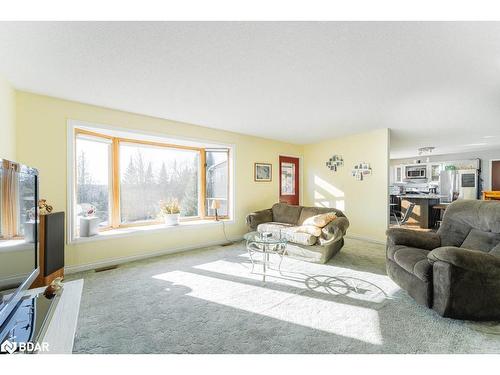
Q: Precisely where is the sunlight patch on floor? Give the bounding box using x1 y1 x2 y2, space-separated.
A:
152 269 383 345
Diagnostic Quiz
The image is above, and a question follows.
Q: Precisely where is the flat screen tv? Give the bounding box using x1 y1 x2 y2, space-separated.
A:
0 159 39 330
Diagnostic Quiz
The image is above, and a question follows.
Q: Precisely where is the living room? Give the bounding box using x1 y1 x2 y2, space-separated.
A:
1 2 500 372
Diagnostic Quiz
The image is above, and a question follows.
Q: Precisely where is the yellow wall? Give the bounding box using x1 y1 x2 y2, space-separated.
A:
0 76 15 160
14 90 389 269
0 245 35 284
15 91 303 269
303 128 389 242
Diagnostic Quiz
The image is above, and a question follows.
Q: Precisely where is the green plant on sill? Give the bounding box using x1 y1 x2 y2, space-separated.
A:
159 199 181 215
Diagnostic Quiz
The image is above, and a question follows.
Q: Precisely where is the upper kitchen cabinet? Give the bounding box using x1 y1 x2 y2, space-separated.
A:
394 165 404 183
429 163 442 183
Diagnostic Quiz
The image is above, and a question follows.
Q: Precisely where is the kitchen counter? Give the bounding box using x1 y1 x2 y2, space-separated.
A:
397 194 445 199
399 195 442 229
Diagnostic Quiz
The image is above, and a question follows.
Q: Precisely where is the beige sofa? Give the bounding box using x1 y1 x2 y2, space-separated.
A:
246 203 349 264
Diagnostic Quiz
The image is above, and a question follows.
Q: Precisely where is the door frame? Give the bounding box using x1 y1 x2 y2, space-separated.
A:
278 154 303 205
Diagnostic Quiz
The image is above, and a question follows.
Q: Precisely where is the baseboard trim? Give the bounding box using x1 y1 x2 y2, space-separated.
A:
65 234 385 274
345 235 386 245
65 236 243 274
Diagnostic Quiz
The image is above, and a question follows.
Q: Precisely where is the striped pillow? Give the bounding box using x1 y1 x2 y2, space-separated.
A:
302 212 337 228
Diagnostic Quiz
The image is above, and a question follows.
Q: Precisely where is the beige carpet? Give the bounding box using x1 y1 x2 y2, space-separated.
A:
68 238 500 353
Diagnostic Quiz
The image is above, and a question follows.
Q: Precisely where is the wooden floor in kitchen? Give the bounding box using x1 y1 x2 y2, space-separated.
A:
388 222 435 232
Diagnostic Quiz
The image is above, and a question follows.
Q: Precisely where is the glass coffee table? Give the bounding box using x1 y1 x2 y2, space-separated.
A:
243 231 288 282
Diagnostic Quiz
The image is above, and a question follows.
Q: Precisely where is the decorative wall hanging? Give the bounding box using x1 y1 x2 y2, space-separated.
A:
351 162 372 181
254 163 272 182
325 155 344 172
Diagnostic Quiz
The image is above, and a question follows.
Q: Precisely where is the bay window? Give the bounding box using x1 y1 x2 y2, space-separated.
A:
71 127 231 240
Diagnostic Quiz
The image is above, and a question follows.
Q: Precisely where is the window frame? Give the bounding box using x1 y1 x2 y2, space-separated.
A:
204 148 230 219
74 133 114 235
71 127 231 239
117 139 202 224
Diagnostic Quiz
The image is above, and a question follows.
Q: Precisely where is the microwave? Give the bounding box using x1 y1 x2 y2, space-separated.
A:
405 165 427 179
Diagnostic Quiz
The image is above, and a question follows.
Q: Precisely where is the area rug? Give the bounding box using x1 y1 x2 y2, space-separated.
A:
68 238 500 353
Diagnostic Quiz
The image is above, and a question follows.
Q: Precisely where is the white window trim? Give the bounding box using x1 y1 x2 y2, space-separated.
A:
67 119 236 244
68 219 234 244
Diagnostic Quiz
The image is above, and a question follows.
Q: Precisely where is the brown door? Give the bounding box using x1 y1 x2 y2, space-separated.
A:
279 156 300 205
493 160 500 191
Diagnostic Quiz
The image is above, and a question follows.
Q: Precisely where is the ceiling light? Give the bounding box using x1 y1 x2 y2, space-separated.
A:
464 143 488 147
418 146 435 156
482 135 496 139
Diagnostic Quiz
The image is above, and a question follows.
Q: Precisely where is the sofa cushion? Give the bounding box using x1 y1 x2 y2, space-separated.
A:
393 247 432 282
281 227 318 246
440 199 500 234
257 222 317 245
461 228 500 253
272 203 302 225
294 225 322 237
257 222 292 236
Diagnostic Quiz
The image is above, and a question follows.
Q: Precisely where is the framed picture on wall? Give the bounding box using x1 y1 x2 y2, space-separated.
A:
254 163 272 182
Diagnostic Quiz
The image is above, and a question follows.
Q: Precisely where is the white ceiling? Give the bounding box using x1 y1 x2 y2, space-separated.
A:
1 21 500 158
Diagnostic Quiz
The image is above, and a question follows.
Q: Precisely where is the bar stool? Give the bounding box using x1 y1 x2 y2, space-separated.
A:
392 202 416 227
432 203 449 229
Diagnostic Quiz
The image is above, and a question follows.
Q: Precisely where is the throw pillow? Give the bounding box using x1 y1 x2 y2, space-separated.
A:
461 228 500 252
294 225 322 237
302 212 337 228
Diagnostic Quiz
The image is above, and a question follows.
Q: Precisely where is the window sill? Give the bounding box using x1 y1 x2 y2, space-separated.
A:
69 218 234 245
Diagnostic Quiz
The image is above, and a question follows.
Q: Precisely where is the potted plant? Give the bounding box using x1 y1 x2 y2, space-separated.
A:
78 203 100 237
160 199 181 226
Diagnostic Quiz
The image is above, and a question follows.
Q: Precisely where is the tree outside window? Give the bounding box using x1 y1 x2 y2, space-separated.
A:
73 129 231 238
120 143 199 224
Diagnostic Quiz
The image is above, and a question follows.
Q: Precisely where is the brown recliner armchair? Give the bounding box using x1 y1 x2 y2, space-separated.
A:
386 199 500 320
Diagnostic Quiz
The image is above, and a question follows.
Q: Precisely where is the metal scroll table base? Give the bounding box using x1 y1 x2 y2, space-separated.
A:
246 241 287 282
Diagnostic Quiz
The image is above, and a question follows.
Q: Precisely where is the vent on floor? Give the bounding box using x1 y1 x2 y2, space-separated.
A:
95 265 118 272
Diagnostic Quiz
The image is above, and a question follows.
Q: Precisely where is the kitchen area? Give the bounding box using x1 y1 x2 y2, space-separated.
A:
389 155 483 230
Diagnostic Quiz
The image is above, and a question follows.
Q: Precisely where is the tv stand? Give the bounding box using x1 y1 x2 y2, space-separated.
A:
0 292 58 353
0 280 83 354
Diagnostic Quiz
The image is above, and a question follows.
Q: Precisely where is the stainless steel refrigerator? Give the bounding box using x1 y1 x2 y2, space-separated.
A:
439 170 458 203
439 169 479 203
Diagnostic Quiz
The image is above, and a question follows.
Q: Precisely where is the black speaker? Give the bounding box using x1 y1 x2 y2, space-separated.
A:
43 211 65 276
32 211 65 288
